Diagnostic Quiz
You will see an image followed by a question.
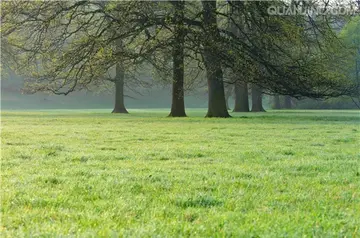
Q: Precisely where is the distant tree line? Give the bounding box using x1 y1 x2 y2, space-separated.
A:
1 0 359 117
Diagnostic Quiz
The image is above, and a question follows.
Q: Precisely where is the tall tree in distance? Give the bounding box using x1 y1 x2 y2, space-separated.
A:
111 38 128 113
284 96 292 109
251 84 265 112
112 64 128 113
273 95 281 109
233 82 249 112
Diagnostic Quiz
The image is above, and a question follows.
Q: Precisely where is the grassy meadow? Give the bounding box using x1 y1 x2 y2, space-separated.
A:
1 109 360 237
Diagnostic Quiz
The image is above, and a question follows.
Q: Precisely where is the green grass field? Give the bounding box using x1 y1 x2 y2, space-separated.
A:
1 109 359 237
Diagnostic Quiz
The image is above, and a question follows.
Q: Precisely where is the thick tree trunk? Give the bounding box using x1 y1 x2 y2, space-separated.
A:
169 0 186 117
233 82 249 112
112 64 128 113
229 3 249 113
273 95 281 109
284 95 292 109
202 0 230 118
251 85 265 112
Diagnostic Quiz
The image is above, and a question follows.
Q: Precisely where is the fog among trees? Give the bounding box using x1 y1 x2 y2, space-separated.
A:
1 0 359 113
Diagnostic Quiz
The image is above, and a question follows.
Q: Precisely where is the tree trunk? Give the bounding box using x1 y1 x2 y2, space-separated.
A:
251 85 265 112
233 82 249 112
229 4 249 113
112 64 128 113
169 0 186 117
284 95 292 109
273 95 281 109
356 51 359 84
202 0 230 118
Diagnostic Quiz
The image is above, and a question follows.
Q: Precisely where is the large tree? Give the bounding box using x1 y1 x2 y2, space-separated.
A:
228 3 250 113
221 1 356 98
168 0 186 117
1 1 163 113
201 0 230 118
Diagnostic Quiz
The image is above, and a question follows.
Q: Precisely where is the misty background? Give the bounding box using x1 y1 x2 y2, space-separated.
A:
2 73 357 110
1 72 210 110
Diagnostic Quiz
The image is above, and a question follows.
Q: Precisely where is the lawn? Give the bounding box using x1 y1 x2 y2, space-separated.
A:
1 109 359 237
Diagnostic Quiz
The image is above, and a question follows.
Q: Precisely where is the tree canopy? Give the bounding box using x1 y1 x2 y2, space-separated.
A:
1 0 358 116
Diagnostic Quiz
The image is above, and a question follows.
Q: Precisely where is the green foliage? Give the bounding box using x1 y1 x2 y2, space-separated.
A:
1 1 159 94
2 0 357 100
340 16 360 47
2 109 359 236
223 1 357 98
338 16 360 105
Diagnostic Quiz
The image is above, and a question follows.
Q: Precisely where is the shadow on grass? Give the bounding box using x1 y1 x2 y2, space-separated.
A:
175 196 223 208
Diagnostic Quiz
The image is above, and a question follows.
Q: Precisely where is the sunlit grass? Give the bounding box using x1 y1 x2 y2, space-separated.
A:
1 109 359 237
